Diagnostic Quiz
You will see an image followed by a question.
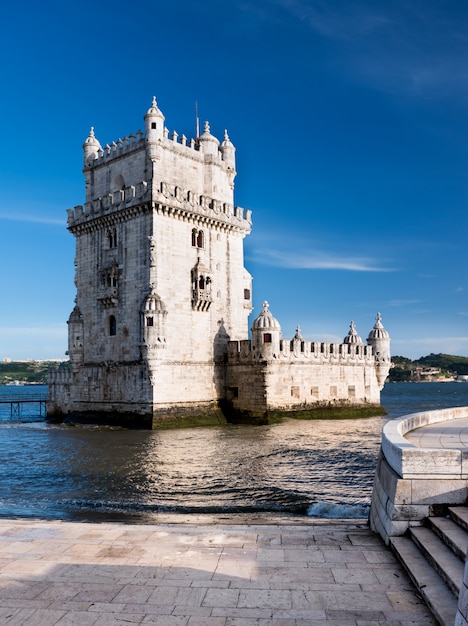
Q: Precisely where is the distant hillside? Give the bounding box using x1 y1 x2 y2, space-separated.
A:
2 355 467 385
0 361 64 385
389 353 468 382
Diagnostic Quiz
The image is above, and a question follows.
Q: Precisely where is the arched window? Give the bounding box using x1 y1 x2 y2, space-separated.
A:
191 229 204 248
109 315 117 336
107 228 118 248
196 230 204 248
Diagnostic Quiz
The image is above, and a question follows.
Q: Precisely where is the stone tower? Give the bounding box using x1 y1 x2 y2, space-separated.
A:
48 98 391 427
48 98 252 426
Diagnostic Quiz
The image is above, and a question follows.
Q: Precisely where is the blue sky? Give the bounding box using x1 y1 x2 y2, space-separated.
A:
1 0 467 361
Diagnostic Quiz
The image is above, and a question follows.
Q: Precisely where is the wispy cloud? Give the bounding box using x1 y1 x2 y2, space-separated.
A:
265 0 468 101
249 247 393 272
0 212 64 226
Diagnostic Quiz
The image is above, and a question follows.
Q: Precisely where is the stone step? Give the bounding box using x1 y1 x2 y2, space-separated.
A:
429 515 468 562
390 535 458 626
449 506 468 533
410 526 464 597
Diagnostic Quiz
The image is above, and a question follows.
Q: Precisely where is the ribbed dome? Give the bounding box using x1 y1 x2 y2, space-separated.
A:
251 301 281 331
68 305 83 323
145 96 165 120
343 321 363 344
142 291 166 313
199 121 220 145
220 129 234 150
83 127 101 149
367 312 389 340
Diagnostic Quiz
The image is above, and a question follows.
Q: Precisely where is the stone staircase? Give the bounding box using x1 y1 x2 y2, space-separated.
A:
390 506 468 626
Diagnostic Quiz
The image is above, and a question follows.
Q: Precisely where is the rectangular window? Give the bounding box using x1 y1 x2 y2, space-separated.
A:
146 317 154 327
244 289 251 300
291 386 300 398
310 386 319 398
263 333 272 343
348 385 356 399
330 385 337 397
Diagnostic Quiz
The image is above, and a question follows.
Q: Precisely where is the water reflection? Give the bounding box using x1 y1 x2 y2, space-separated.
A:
1 382 468 521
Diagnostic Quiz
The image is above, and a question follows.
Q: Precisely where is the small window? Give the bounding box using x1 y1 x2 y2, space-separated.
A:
263 333 272 343
330 385 337 397
151 122 157 129
109 315 117 336
146 317 154 327
291 386 300 398
244 289 250 300
192 229 204 249
197 230 204 248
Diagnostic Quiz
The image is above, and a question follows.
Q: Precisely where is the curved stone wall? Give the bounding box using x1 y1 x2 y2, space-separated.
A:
369 406 468 545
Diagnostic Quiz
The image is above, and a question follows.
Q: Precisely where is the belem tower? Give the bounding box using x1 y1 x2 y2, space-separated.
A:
48 98 391 428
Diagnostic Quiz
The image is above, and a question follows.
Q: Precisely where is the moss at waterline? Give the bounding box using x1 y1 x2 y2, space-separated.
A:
267 405 388 421
47 403 386 430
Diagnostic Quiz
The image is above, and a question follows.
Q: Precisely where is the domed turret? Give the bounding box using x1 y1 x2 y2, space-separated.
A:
367 313 391 388
145 97 165 161
343 321 363 345
83 127 102 165
220 129 236 169
140 290 167 352
198 121 220 157
67 305 84 368
251 301 282 355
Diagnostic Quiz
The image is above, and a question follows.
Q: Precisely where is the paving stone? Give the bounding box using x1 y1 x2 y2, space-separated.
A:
0 518 437 624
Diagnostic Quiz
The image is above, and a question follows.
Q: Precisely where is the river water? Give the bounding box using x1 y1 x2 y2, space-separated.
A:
1 382 468 522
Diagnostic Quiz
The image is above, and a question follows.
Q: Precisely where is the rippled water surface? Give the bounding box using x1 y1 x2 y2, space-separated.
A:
1 382 468 522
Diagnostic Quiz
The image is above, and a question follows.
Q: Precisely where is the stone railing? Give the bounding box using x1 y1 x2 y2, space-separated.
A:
369 406 468 544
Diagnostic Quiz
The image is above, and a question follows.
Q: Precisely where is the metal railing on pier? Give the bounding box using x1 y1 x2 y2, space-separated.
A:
0 397 47 417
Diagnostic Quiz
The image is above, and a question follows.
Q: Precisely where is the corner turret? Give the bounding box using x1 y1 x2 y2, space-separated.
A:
198 121 220 156
83 127 102 166
144 96 165 160
367 313 391 388
251 301 282 356
220 130 236 168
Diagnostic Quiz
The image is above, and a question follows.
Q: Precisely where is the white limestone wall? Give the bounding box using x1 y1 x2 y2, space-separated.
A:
264 361 381 409
74 212 152 365
226 343 383 417
369 407 468 545
85 147 147 203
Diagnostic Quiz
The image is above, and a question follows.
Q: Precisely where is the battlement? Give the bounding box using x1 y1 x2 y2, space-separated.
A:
67 180 251 231
84 127 232 169
227 339 376 363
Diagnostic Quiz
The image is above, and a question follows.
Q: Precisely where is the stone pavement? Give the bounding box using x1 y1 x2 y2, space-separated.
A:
0 515 436 625
404 416 468 449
